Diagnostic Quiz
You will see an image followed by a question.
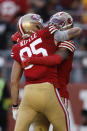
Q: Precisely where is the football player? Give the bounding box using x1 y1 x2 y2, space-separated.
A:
10 13 82 131
11 30 50 131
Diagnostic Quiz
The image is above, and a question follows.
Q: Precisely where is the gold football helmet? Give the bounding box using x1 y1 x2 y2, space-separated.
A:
49 11 73 30
17 13 43 38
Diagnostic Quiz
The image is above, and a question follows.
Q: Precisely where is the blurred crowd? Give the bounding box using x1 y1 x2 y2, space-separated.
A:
0 0 87 50
0 0 87 82
0 0 86 49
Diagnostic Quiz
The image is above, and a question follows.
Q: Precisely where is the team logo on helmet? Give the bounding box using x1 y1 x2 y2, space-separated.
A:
31 15 41 21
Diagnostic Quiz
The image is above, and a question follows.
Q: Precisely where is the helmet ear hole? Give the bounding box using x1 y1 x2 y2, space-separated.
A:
68 18 72 24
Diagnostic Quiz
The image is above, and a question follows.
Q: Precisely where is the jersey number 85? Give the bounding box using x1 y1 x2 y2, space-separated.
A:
20 38 48 69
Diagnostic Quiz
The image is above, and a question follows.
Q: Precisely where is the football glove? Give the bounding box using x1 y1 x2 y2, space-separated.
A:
12 105 18 120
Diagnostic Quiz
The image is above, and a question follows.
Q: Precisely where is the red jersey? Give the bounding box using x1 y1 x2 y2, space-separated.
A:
57 40 76 98
11 25 59 86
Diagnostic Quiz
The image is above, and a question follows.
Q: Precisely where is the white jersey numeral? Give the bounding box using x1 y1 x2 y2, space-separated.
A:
20 38 48 69
30 38 48 56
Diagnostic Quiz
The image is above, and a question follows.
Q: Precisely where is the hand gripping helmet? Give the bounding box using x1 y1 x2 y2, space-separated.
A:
17 13 43 38
49 11 73 30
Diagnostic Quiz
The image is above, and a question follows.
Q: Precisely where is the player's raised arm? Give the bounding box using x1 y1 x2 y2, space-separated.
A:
67 27 82 40
54 27 82 42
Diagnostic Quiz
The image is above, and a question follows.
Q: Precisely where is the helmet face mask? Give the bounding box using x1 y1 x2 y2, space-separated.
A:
49 12 73 31
50 17 66 29
17 13 43 38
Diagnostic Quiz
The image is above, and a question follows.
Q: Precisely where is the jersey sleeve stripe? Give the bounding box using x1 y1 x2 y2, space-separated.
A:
59 42 76 52
64 41 76 49
11 54 14 57
60 41 76 50
49 25 58 34
11 51 14 57
50 29 58 34
59 45 74 52
49 25 55 28
60 43 75 52
49 27 56 31
60 43 75 51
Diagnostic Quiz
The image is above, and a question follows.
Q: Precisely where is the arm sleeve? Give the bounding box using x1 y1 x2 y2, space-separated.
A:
11 44 21 63
54 30 69 42
58 40 76 52
22 54 63 67
29 54 62 66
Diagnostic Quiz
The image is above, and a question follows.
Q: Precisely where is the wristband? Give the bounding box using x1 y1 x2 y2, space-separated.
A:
12 104 18 107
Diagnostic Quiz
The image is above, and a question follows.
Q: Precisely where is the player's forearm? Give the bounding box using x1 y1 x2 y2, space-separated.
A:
23 54 63 67
11 82 19 105
67 27 82 39
10 61 22 105
54 27 82 42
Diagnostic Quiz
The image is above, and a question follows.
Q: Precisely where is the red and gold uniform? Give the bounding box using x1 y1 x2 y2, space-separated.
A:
11 26 75 131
